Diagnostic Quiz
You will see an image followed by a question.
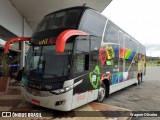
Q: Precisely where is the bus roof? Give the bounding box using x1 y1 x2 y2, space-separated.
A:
45 6 91 17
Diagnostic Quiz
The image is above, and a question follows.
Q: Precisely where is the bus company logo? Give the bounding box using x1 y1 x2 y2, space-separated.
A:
39 37 57 45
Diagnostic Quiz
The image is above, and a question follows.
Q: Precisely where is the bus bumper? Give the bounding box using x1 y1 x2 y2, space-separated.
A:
21 86 73 111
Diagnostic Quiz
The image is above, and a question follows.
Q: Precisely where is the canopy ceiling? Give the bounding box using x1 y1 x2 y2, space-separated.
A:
9 0 112 31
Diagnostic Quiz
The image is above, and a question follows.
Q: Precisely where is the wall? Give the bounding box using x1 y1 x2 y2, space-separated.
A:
0 0 33 37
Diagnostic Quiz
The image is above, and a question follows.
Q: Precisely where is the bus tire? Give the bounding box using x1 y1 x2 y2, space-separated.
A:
103 80 110 98
97 83 106 103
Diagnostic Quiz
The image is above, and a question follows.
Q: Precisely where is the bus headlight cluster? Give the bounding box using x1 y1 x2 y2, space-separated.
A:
50 85 73 95
50 79 83 95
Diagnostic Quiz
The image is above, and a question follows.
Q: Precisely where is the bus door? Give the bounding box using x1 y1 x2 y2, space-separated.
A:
72 36 91 109
88 36 101 102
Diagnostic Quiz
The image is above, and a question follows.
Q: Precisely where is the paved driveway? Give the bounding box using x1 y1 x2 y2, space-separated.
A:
104 66 160 120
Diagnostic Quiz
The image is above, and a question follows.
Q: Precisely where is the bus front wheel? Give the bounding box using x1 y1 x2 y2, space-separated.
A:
97 83 106 103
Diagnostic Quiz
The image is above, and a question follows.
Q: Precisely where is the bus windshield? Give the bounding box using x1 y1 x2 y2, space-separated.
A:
25 43 73 81
36 9 83 32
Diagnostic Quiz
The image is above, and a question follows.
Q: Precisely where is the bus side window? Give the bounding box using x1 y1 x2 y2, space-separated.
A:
75 36 89 53
74 54 89 74
90 51 99 70
90 36 101 51
79 9 106 37
125 59 132 72
104 20 119 44
74 54 85 73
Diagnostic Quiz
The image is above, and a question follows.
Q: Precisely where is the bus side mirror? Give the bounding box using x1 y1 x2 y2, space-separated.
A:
56 30 89 53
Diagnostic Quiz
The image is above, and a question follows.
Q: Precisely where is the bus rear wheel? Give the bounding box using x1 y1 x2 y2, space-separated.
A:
97 83 106 103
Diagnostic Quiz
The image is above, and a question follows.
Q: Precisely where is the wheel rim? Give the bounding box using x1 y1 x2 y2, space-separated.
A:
98 86 105 102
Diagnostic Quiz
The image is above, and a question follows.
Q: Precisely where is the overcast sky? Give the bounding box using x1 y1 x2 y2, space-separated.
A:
102 0 160 57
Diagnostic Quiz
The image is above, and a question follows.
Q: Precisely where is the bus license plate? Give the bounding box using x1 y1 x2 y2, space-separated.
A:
32 99 40 106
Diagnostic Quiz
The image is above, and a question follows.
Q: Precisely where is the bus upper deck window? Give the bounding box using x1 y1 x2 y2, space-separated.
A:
79 9 106 37
104 20 118 44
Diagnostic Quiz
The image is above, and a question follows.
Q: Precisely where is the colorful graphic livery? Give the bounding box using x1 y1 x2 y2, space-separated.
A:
4 6 146 111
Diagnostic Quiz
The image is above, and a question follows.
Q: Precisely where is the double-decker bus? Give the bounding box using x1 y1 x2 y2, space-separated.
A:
4 6 146 111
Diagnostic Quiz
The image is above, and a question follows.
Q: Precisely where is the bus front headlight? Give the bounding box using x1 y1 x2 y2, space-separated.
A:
50 85 73 95
50 79 83 95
